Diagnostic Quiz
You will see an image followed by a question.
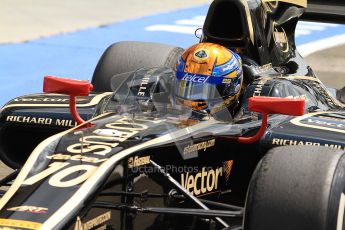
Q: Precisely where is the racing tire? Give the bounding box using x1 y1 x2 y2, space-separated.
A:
244 145 345 230
91 41 184 92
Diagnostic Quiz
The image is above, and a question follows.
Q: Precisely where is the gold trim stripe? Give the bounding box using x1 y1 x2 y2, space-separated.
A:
280 76 345 108
262 0 307 8
0 218 41 230
241 0 255 45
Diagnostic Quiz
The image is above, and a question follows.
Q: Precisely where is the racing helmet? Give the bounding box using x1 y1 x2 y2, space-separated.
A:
175 43 243 115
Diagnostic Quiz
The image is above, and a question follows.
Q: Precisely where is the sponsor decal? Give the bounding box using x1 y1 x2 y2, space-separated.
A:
0 219 41 230
6 115 77 127
14 97 69 103
272 138 321 147
22 116 163 188
181 166 223 196
182 73 210 84
217 60 237 75
128 156 150 168
307 118 345 130
6 116 53 125
1 92 113 111
74 211 111 230
46 153 107 164
183 139 215 154
179 161 233 196
222 78 232 84
55 119 77 127
7 206 48 214
193 49 209 63
252 77 270 97
272 138 345 150
12 96 88 103
221 63 234 72
137 76 150 97
318 115 345 122
195 50 207 59
137 68 155 97
290 112 345 134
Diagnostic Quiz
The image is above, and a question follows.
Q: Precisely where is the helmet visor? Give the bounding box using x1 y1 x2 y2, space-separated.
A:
175 71 240 101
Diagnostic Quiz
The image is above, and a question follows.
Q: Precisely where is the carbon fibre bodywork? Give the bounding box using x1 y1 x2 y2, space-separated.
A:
0 0 344 229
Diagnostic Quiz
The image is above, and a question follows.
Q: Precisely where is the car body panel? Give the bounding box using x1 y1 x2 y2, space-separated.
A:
0 0 344 229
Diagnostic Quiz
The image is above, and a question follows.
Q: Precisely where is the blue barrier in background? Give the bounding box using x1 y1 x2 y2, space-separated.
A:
0 4 344 106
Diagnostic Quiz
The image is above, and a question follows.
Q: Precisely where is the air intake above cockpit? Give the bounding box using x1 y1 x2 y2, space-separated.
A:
202 0 250 48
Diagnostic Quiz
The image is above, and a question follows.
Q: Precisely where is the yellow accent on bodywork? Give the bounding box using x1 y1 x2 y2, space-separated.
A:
0 219 41 230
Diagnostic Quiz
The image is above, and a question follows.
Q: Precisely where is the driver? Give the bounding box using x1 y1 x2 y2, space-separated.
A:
174 43 243 121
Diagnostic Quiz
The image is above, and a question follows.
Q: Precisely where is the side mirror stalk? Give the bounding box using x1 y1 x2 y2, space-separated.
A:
69 95 86 125
43 76 94 126
238 113 268 144
237 97 305 144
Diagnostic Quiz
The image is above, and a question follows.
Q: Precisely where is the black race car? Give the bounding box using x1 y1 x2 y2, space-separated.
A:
0 0 344 229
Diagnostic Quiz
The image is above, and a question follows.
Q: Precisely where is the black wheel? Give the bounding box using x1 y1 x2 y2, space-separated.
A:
244 145 345 230
91 41 184 92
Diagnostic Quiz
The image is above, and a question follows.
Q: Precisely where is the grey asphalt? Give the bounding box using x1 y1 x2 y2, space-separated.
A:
0 0 344 177
0 0 210 44
306 45 345 89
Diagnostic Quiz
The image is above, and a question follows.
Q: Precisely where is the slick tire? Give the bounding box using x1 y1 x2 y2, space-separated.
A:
91 41 184 92
244 146 345 230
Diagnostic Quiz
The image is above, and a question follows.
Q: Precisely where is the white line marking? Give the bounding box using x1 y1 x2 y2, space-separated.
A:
145 25 197 34
295 30 312 37
193 16 206 21
297 24 325 31
299 21 339 27
175 19 204 26
298 33 345 56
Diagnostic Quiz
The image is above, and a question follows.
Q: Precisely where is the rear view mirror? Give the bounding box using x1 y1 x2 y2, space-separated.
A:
43 76 94 125
248 96 305 116
43 76 93 96
238 97 305 143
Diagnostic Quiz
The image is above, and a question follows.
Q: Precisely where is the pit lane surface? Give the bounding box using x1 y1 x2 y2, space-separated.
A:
0 1 344 176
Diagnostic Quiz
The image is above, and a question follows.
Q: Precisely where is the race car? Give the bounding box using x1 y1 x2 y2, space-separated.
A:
0 0 344 229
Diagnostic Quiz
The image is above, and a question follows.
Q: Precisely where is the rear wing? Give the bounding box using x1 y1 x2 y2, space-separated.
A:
303 0 345 24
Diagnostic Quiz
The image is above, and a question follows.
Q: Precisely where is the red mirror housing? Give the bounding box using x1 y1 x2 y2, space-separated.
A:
43 76 94 126
238 96 305 144
43 76 93 96
248 96 305 116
